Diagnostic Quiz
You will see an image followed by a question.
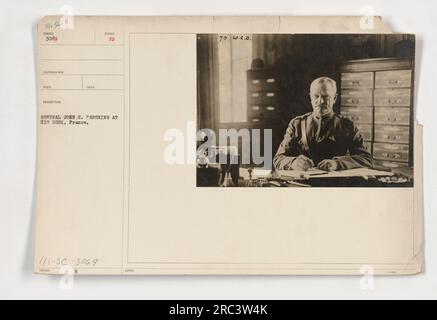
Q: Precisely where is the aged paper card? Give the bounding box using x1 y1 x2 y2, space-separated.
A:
35 16 423 275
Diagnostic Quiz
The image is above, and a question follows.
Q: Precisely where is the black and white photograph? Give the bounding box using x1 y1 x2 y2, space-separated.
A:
197 33 415 187
3 0 437 301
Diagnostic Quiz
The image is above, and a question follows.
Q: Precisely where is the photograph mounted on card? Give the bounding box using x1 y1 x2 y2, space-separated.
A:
196 33 415 188
34 16 423 275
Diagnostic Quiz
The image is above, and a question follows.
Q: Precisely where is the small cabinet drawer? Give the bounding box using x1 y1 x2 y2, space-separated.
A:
249 92 263 104
374 88 411 107
341 90 373 106
356 124 372 141
375 107 410 125
374 160 409 169
375 70 412 88
341 106 373 124
249 105 262 117
374 125 409 143
250 92 262 104
249 79 263 92
264 77 277 91
250 105 278 118
250 77 277 91
341 72 374 89
373 143 409 162
263 105 277 117
250 92 277 104
263 92 276 104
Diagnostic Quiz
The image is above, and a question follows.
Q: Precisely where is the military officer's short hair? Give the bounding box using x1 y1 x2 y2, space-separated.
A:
310 77 337 95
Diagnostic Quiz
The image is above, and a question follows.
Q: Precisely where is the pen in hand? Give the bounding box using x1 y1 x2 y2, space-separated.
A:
291 155 314 171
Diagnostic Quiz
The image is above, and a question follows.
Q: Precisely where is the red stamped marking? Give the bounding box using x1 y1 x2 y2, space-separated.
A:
45 35 58 42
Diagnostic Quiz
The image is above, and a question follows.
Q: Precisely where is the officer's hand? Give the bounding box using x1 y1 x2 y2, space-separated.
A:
318 159 339 171
291 155 314 171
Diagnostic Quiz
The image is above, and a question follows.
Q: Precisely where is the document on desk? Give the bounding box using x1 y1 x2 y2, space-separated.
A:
278 168 395 179
35 16 423 275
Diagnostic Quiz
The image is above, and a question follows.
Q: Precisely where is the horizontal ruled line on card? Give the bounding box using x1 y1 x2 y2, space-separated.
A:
42 73 124 76
40 59 122 61
40 75 124 90
40 60 123 75
40 88 123 91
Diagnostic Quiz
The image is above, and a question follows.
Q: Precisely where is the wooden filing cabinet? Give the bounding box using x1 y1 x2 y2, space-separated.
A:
340 58 414 169
247 68 281 124
245 66 291 167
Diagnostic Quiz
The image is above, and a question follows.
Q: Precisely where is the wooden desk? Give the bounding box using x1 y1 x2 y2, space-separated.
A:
238 167 413 188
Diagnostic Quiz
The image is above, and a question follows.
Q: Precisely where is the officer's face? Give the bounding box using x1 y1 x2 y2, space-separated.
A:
310 83 337 117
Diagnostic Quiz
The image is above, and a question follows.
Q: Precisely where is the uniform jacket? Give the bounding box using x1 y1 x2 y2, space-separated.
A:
273 111 374 170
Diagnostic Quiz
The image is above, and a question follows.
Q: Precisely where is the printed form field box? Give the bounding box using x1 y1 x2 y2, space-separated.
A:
95 31 124 45
40 75 82 90
40 60 123 75
83 75 124 90
39 45 123 60
39 28 95 45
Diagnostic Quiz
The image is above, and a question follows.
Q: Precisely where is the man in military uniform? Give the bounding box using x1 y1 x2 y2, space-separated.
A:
273 77 373 171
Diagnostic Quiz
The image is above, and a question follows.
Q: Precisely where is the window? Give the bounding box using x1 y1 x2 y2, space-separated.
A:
217 35 253 123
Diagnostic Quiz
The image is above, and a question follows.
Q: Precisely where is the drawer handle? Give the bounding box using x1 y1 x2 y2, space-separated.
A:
348 98 360 104
383 153 400 159
351 80 360 85
385 135 402 141
266 78 275 83
388 98 401 104
388 79 399 85
387 117 397 122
